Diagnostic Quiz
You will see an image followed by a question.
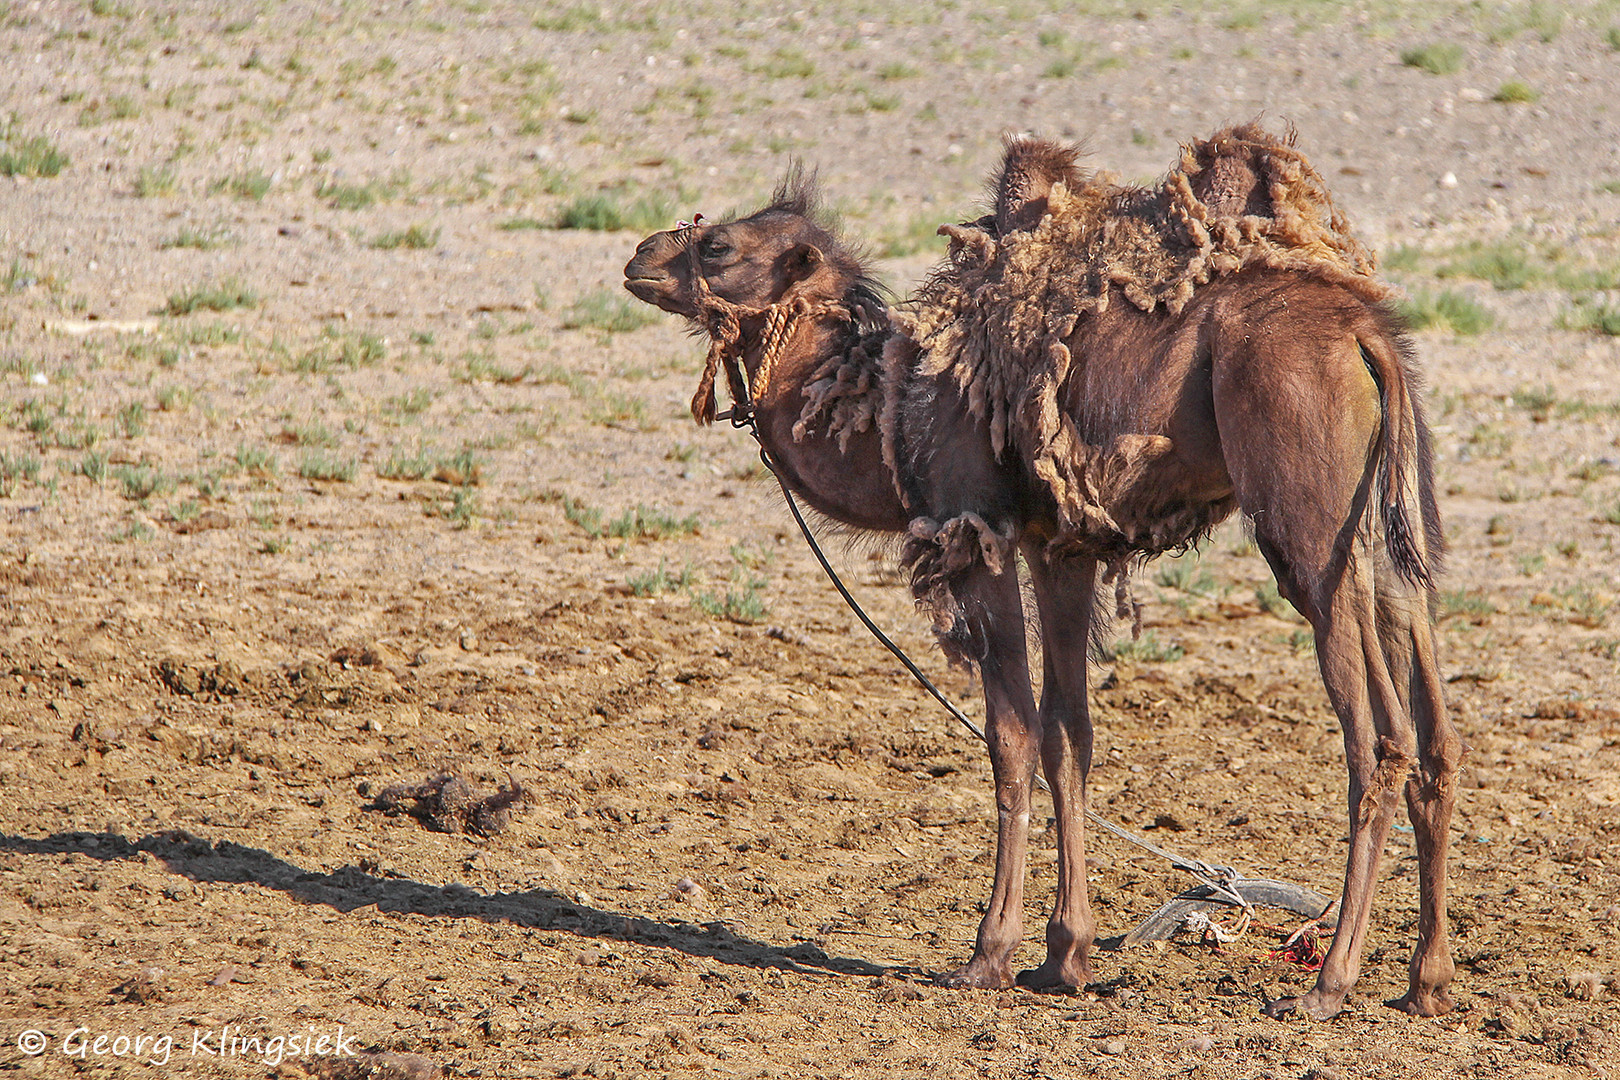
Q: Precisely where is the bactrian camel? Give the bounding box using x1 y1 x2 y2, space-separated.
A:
622 124 1459 1020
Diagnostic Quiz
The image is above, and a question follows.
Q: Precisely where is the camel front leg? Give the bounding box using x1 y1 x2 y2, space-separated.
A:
1018 552 1098 989
937 562 1039 990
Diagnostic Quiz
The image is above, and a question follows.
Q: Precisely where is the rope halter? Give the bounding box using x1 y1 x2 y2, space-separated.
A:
678 223 847 424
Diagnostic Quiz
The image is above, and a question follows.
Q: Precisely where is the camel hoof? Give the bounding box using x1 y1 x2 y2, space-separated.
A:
935 961 1013 990
1262 989 1347 1021
1015 961 1094 992
1393 988 1454 1017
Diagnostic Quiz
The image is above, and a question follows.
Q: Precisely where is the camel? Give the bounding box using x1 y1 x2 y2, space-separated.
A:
622 124 1460 1021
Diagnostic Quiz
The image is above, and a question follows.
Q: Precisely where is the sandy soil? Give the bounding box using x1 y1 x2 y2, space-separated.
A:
2 2 1619 1077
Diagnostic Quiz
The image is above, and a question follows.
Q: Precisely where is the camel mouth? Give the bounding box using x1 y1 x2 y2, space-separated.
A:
623 276 694 317
622 276 663 300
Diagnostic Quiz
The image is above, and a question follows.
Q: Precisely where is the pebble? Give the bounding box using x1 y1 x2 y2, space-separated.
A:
1101 1039 1126 1055
1439 171 1458 188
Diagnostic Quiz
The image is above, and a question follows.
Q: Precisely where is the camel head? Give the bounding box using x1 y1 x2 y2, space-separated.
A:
623 170 863 323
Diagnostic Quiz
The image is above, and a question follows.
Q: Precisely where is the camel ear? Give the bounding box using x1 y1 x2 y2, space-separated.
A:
784 243 824 284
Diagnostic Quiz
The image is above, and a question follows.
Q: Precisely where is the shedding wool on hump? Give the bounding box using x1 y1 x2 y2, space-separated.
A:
892 122 1389 556
793 123 1391 568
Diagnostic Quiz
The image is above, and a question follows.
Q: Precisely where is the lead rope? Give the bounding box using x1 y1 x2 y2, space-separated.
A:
718 404 1255 922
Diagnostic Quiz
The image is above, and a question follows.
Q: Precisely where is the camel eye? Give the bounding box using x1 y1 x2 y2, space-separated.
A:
699 237 731 259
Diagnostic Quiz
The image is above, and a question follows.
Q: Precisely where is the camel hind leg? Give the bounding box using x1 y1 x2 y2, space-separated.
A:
1256 532 1415 1019
1212 310 1454 1018
1374 579 1461 1016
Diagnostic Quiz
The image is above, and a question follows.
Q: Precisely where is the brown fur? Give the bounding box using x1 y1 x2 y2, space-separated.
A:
623 124 1460 1021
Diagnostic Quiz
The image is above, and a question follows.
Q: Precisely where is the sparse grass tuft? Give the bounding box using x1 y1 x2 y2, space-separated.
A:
0 118 70 177
1154 553 1218 596
694 573 768 622
432 447 484 486
1400 42 1465 75
444 488 479 529
214 171 272 200
164 279 259 315
369 224 440 250
134 165 178 197
1492 79 1539 104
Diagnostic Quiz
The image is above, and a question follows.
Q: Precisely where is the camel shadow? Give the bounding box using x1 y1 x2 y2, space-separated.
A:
0 829 894 979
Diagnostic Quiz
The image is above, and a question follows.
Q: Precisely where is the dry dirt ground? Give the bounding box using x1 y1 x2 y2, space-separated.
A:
3 2 1620 1077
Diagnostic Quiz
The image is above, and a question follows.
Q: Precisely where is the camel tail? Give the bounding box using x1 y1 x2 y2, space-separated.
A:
1360 333 1439 591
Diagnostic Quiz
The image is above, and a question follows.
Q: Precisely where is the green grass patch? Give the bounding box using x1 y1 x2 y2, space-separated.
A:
1400 42 1465 75
444 488 480 529
1255 579 1300 620
376 445 437 481
212 171 272 200
627 560 696 597
113 464 168 501
161 224 233 250
562 290 659 334
0 451 43 496
1439 588 1496 622
457 351 528 384
554 192 672 232
164 279 259 315
384 388 435 416
879 212 949 258
281 419 336 447
115 401 146 438
292 326 386 372
756 46 814 79
1435 241 1536 290
369 224 440 250
693 572 768 623
431 447 484 486
298 450 357 482
1103 631 1184 663
1153 553 1218 596
562 498 699 540
234 444 277 477
1395 289 1492 335
1560 297 1620 336
315 176 397 210
0 118 69 177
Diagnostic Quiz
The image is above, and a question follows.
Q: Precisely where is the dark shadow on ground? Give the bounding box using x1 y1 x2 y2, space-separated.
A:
1 829 895 979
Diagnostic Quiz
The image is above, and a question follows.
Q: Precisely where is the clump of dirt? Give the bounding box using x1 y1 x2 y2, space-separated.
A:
370 774 526 836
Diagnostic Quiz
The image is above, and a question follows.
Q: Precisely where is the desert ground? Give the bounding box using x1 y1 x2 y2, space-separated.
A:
2 1 1619 1077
